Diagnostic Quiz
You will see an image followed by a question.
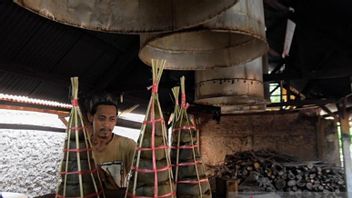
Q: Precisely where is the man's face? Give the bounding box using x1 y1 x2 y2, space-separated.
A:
89 105 117 140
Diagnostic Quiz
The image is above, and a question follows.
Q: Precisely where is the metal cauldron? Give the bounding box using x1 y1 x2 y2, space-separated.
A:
195 57 266 114
14 0 238 34
139 0 267 70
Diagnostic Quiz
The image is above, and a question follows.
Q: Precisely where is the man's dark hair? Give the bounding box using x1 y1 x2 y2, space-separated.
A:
81 92 118 115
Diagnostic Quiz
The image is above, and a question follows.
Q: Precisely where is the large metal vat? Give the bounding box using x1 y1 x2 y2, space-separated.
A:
139 0 267 70
195 57 266 114
14 0 237 33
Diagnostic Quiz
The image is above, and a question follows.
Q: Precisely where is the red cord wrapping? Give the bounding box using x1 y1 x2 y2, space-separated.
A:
143 118 164 125
172 125 196 132
68 126 85 131
137 145 169 151
71 99 78 106
181 93 190 109
128 191 176 198
177 178 209 184
150 100 158 197
181 93 186 107
152 83 158 94
170 144 198 149
132 165 172 173
130 79 175 197
56 190 103 198
133 114 173 196
60 169 97 175
173 119 206 190
176 160 202 167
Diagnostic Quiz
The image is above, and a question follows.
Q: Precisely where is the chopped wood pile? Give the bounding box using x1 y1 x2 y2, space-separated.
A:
213 150 345 193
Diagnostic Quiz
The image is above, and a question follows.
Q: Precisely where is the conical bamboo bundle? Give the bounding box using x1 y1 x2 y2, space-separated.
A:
56 77 104 198
126 60 175 198
171 77 211 198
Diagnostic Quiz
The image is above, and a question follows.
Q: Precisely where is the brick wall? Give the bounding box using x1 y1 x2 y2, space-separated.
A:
198 111 340 167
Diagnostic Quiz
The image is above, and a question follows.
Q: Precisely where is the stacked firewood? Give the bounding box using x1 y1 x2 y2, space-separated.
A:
213 150 345 193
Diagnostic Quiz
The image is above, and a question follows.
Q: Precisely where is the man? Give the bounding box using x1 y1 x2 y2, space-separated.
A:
83 92 136 189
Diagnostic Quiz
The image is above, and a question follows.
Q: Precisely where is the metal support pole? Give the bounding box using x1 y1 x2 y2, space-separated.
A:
287 80 291 102
338 99 352 196
280 80 284 110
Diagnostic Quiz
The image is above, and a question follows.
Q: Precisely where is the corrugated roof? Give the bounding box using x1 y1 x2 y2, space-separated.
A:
0 0 143 103
0 93 71 109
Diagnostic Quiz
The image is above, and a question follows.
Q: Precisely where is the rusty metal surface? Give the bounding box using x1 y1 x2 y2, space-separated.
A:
139 0 268 70
14 0 238 34
195 57 266 114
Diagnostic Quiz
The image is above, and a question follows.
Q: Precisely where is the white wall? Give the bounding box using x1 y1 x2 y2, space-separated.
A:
0 129 65 197
0 109 140 197
0 110 65 197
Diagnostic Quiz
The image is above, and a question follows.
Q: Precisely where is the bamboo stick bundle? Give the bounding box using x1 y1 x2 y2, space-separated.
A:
126 60 175 198
56 77 104 198
171 76 212 198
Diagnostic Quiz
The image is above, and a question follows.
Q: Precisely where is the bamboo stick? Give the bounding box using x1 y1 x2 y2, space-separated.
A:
56 77 104 198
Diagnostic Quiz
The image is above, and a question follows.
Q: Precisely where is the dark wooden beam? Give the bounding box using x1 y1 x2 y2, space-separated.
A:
0 100 70 113
0 123 65 133
0 121 141 132
267 99 336 107
319 104 338 120
264 73 302 81
116 118 141 130
58 115 68 127
270 84 280 95
270 62 285 74
264 68 352 82
264 69 335 81
0 101 143 129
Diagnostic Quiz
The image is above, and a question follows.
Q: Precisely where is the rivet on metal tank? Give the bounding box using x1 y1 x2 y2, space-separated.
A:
139 0 268 70
195 57 267 114
14 0 238 34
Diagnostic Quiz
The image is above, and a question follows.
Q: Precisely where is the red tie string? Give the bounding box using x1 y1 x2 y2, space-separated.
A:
170 144 198 149
150 101 158 197
56 190 103 198
181 93 188 109
143 118 164 125
68 126 85 131
152 83 158 93
175 160 202 167
132 165 172 173
60 168 97 175
177 178 209 184
172 125 196 132
136 145 169 151
128 191 176 198
71 99 78 106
